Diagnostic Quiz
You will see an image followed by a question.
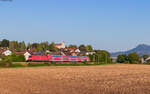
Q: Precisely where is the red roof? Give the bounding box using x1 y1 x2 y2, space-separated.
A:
15 51 29 55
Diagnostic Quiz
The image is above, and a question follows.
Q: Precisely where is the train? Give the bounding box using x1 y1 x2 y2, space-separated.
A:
27 55 90 62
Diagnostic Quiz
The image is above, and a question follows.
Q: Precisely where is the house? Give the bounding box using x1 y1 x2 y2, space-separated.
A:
55 41 65 49
146 57 150 61
66 48 80 52
78 52 87 56
142 57 150 63
86 52 96 55
71 52 77 56
70 49 80 53
15 51 26 55
63 52 77 56
0 47 9 54
24 52 31 61
0 47 8 52
65 48 81 56
2 50 12 56
111 57 118 62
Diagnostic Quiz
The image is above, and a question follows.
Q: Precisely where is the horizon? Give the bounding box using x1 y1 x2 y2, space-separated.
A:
1 0 150 52
1 38 149 53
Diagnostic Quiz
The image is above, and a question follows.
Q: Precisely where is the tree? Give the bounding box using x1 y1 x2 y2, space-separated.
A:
20 41 26 51
49 42 57 52
128 52 140 64
117 54 128 63
79 44 87 52
1 39 9 47
9 41 15 51
27 43 32 50
14 41 19 51
32 43 39 49
0 56 12 67
86 45 93 52
68 44 77 48
40 41 49 50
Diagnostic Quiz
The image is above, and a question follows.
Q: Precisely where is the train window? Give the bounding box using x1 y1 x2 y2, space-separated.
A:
53 55 62 57
70 59 76 61
83 56 87 58
54 59 61 60
29 56 32 58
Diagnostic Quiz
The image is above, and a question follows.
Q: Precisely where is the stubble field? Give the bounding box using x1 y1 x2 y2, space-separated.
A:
0 64 150 94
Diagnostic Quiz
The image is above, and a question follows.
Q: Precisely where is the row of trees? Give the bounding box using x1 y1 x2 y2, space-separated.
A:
0 39 94 52
0 39 27 51
117 52 141 64
0 39 58 52
68 44 93 52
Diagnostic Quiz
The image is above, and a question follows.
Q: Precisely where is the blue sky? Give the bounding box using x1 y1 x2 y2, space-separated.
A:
0 0 150 52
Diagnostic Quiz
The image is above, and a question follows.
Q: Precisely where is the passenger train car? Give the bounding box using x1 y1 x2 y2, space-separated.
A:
27 55 90 62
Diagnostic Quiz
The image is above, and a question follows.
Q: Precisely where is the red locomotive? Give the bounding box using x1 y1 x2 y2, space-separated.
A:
27 55 90 62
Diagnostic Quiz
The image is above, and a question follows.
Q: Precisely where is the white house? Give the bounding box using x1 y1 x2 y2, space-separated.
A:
75 49 80 53
2 50 12 56
146 57 150 61
24 52 31 61
70 49 81 53
86 52 96 55
55 41 65 49
111 57 118 62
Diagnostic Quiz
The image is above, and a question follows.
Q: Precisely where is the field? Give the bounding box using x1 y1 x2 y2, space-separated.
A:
0 64 150 94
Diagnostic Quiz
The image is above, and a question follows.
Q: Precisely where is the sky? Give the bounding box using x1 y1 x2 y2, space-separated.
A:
0 0 150 52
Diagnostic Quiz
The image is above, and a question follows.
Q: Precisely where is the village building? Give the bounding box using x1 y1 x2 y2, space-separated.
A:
65 48 81 56
71 52 77 56
24 52 31 61
111 57 118 62
2 50 12 56
55 41 65 49
141 57 150 63
86 52 96 55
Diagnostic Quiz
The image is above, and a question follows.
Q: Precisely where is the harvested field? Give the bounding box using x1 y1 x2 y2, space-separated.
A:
0 64 150 94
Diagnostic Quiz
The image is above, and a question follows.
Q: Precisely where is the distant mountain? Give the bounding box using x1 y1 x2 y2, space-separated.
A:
111 44 150 57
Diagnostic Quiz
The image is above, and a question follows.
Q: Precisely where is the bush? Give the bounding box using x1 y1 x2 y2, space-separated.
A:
51 61 56 65
44 62 51 66
10 53 25 62
82 61 88 64
0 56 12 67
17 55 25 62
0 53 25 67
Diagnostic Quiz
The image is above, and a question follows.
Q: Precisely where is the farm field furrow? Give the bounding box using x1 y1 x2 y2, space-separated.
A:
0 64 150 94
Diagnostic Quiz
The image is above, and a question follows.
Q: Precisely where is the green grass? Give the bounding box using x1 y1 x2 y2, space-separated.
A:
10 64 25 68
27 63 51 67
0 62 117 68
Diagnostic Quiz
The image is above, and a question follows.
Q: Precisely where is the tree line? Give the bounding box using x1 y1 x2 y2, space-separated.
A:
0 39 94 52
117 52 150 64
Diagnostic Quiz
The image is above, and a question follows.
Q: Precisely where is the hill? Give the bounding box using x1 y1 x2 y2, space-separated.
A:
111 44 150 57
